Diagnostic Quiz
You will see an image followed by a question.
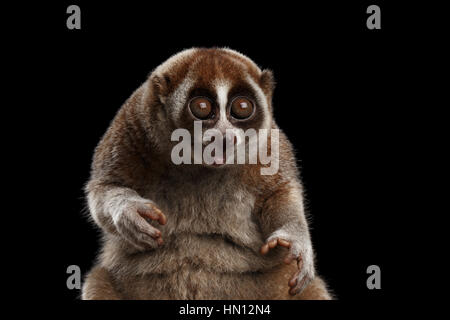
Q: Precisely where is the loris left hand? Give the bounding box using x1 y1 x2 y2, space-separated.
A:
260 232 315 296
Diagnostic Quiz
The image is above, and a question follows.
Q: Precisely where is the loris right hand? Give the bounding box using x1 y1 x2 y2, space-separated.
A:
260 233 315 296
111 199 167 250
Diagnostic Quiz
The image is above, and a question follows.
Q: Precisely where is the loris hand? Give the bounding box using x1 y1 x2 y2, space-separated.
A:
111 198 167 250
260 232 315 296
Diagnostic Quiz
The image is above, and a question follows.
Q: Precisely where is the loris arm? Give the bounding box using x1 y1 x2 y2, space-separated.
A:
84 85 168 251
258 180 315 296
86 179 166 251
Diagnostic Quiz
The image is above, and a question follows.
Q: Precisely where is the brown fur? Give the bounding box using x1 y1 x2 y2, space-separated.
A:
83 264 331 300
82 48 332 300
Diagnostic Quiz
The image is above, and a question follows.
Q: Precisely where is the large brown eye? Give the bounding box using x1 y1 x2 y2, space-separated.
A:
189 97 213 119
230 97 254 119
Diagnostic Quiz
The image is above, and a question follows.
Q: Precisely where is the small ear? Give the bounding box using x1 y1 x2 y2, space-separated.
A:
150 73 172 99
260 69 276 95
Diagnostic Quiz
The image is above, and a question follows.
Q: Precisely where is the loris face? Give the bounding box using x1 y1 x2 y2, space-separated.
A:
150 48 276 167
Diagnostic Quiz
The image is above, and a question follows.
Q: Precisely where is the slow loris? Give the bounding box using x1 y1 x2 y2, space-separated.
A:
82 48 332 300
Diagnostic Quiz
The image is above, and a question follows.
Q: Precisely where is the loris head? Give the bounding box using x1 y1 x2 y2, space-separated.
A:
142 48 276 167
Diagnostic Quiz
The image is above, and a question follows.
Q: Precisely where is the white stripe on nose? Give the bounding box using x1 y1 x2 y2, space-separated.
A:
214 80 232 133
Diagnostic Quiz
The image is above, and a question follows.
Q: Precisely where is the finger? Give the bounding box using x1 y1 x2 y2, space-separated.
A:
139 204 167 225
150 205 167 225
145 225 162 239
118 225 157 250
133 227 163 247
260 243 270 255
289 276 307 296
297 255 304 271
268 239 278 248
137 230 163 247
134 217 163 239
139 233 162 246
158 212 167 225
288 269 301 287
284 253 297 265
278 239 291 248
137 206 160 221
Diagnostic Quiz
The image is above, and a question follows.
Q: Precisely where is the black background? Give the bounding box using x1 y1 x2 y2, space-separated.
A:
16 0 423 311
